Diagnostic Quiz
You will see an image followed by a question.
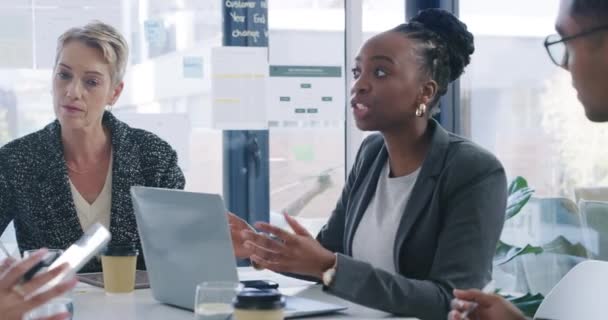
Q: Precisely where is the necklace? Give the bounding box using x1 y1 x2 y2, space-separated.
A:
64 131 112 175
65 147 112 175
66 162 92 175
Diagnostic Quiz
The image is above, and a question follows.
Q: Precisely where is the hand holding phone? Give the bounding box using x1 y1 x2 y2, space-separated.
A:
33 223 111 292
22 250 62 282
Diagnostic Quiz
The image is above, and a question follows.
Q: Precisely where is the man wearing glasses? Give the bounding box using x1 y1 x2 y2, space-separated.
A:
449 0 608 319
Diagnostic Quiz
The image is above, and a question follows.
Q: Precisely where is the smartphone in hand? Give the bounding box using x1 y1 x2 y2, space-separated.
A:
22 250 62 282
30 223 111 291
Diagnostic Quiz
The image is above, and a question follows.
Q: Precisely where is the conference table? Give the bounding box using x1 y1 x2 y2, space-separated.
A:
70 267 418 319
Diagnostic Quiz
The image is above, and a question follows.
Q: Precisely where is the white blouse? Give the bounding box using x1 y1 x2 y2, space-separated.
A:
69 157 113 231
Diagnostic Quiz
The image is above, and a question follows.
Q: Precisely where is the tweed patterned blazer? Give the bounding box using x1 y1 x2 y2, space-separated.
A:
0 112 185 272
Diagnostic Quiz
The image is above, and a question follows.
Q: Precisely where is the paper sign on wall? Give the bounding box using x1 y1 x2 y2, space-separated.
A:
144 19 166 49
267 65 344 127
183 56 204 78
211 46 268 130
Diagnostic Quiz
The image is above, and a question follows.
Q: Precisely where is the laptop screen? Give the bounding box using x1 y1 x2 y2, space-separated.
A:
131 187 238 310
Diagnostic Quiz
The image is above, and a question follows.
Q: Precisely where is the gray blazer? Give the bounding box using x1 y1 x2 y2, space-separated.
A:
317 120 507 320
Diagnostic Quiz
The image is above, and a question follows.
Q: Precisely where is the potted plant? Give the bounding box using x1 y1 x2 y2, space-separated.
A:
494 177 590 316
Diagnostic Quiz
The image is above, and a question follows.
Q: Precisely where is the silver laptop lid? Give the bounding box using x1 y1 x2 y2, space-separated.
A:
130 187 238 310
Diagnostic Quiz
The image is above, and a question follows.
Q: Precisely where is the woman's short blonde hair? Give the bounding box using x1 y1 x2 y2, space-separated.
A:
55 20 129 85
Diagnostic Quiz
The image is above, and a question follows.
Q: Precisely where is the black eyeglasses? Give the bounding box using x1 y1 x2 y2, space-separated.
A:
544 24 608 67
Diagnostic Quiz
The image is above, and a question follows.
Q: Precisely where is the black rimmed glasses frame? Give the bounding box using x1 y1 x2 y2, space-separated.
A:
544 24 608 67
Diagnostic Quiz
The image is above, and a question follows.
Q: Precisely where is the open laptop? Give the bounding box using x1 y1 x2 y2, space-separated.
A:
130 186 346 318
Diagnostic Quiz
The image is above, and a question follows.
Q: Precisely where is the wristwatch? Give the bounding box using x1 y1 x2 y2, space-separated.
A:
322 253 338 287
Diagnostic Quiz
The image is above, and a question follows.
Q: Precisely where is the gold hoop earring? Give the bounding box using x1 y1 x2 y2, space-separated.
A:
416 103 426 117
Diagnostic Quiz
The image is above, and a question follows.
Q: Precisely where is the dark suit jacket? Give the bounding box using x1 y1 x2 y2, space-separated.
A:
318 120 507 320
0 112 185 272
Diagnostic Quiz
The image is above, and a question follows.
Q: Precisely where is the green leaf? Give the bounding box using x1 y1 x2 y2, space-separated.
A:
542 235 589 258
503 293 545 317
506 179 534 220
508 176 528 194
494 240 543 266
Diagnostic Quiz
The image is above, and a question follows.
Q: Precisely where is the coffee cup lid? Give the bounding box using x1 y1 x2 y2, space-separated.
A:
102 243 139 256
233 288 285 310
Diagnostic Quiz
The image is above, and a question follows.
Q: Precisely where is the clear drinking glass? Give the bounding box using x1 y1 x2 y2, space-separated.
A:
23 249 74 320
24 296 73 320
194 281 243 320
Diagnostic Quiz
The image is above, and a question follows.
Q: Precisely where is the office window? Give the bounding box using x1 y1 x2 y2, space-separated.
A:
267 0 405 233
363 0 405 36
458 0 608 198
460 0 604 294
267 1 345 226
0 0 225 196
0 0 224 248
0 0 406 242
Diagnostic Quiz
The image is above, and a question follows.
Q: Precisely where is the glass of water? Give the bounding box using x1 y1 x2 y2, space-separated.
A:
194 281 243 320
25 296 74 320
23 249 74 320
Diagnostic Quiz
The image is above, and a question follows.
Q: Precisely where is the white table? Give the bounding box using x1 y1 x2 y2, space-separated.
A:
70 268 416 319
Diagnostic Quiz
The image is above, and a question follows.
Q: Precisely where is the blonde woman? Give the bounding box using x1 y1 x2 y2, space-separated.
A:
0 21 185 272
